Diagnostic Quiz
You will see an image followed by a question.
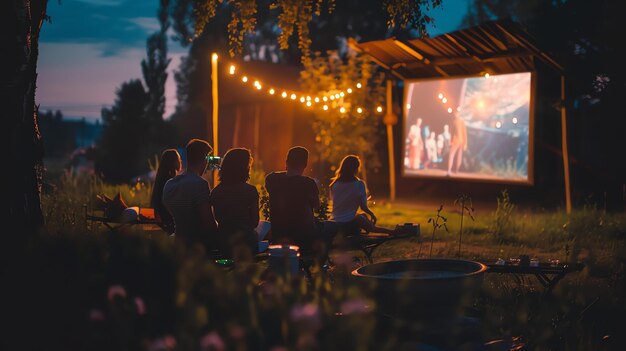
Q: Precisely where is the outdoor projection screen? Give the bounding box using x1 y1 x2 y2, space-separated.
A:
403 72 533 183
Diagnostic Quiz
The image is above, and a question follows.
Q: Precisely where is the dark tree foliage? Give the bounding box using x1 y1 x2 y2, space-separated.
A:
96 80 151 183
167 0 433 144
96 0 176 183
464 0 626 208
142 0 171 122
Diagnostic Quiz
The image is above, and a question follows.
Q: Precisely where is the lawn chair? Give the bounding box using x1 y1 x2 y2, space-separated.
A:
85 205 166 233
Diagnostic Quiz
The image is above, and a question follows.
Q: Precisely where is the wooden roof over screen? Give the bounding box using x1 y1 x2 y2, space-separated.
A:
349 19 562 80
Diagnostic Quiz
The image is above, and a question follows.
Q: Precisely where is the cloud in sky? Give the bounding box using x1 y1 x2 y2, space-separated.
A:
39 0 183 121
42 0 165 56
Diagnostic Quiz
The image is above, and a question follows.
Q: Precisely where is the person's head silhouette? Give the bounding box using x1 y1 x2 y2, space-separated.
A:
185 139 212 176
286 146 308 175
219 148 252 183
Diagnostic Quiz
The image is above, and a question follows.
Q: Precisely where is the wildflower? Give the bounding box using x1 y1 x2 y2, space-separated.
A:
107 285 127 301
340 298 371 315
201 331 225 351
134 297 146 315
290 303 322 331
290 303 319 322
150 335 177 351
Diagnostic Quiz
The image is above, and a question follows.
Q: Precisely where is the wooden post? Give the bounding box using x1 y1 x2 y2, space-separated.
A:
253 105 261 160
560 75 572 214
211 53 219 187
383 79 398 202
232 106 241 147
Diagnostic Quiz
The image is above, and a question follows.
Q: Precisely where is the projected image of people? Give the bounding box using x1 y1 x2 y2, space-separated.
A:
403 72 531 182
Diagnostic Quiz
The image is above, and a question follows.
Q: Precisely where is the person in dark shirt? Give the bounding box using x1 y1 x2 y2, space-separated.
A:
150 149 181 234
265 146 323 256
162 139 217 250
211 148 259 259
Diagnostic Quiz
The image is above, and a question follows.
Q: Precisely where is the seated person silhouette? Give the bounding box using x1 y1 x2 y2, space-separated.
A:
162 139 217 252
150 149 182 234
210 148 260 260
265 146 327 259
330 155 403 237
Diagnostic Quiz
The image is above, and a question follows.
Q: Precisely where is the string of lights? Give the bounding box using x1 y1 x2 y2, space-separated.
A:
224 63 384 115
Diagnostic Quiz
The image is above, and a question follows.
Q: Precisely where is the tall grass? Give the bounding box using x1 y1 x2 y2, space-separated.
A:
42 170 153 235
31 171 626 350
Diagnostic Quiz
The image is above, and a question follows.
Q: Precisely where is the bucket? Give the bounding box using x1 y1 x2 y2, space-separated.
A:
268 244 300 275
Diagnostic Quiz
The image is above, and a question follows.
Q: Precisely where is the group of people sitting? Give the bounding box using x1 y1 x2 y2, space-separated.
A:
150 138 406 262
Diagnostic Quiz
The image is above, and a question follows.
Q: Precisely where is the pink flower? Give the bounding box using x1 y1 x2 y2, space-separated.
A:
290 303 320 322
107 285 127 301
290 303 322 332
88 308 105 321
200 331 225 351
340 298 371 315
149 335 177 351
164 335 176 349
134 297 146 315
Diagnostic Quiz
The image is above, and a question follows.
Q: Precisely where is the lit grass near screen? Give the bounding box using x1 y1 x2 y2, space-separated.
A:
403 72 532 183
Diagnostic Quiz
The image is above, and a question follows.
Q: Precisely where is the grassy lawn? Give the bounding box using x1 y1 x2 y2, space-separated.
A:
30 172 626 349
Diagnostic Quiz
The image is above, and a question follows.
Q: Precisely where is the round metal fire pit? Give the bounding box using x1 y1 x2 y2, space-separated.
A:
351 259 488 321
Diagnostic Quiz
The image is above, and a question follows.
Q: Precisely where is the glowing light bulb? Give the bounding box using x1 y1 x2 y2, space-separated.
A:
484 73 490 78
254 80 260 87
290 93 297 100
335 94 340 99
339 107 346 113
281 91 287 98
314 97 320 103
347 88 353 94
438 93 443 99
356 83 362 89
356 107 363 114
242 76 248 83
300 96 305 103
406 104 411 110
229 65 236 75
323 96 328 102
339 92 345 97
495 121 502 128
269 88 275 95
323 105 329 110
306 96 311 101
211 53 218 62
512 117 518 124
447 107 453 113
330 95 335 100
256 84 262 90
376 106 383 113
442 97 447 103
306 101 312 107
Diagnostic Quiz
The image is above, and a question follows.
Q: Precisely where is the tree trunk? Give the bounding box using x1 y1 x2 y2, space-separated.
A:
1 0 48 233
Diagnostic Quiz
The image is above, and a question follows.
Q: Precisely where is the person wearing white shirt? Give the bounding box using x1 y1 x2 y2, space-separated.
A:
329 155 402 235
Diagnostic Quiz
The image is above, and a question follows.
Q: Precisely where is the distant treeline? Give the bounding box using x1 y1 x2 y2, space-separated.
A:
39 110 102 159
